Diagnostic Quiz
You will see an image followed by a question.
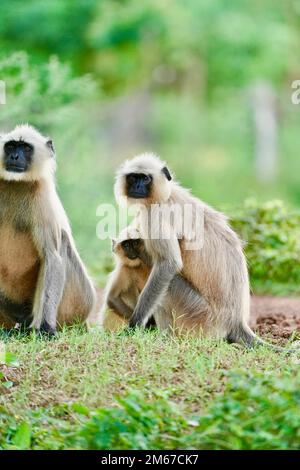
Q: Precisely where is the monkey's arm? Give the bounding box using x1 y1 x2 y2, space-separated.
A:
107 294 133 319
31 249 65 334
129 238 182 327
30 224 65 334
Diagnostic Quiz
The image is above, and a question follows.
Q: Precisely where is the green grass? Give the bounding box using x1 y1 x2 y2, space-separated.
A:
1 327 299 449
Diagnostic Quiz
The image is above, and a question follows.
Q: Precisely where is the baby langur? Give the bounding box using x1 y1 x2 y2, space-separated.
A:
100 227 202 331
114 153 294 351
100 227 152 325
0 124 96 334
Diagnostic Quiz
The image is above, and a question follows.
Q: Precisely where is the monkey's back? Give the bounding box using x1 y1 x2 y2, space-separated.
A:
180 202 250 335
168 187 250 332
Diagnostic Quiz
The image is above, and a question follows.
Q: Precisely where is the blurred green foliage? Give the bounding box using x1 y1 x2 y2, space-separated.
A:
232 200 300 293
1 0 299 96
0 0 300 289
0 52 97 131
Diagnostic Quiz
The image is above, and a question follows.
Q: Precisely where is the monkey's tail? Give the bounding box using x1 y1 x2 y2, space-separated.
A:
227 322 298 354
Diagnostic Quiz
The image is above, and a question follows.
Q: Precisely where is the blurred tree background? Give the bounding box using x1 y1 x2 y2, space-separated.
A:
0 0 300 286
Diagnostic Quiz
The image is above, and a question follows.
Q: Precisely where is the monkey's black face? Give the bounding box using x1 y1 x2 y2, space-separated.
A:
3 140 33 173
126 173 153 199
121 238 142 260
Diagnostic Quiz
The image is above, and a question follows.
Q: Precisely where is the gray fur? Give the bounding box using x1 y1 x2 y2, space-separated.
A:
38 251 65 333
129 258 178 327
102 230 206 331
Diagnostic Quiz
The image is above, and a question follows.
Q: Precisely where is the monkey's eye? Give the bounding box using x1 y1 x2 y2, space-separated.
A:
132 239 140 247
23 143 33 154
127 174 136 184
143 175 152 184
4 143 14 152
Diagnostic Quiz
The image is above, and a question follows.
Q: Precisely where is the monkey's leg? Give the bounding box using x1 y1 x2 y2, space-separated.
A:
169 274 209 315
153 275 208 332
0 292 33 328
109 296 157 328
153 305 173 331
31 251 65 334
0 309 15 329
57 230 96 325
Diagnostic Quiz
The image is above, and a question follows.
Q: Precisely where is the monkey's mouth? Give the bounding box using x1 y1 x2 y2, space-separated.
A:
127 254 138 260
5 164 27 173
128 192 148 199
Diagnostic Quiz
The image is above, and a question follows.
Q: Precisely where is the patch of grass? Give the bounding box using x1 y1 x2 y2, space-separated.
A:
0 327 299 449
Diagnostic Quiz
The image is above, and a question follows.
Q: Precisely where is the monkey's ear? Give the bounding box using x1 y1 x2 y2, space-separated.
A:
162 166 172 181
46 139 55 154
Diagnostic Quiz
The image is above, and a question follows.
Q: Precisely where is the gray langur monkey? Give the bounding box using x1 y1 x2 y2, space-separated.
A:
99 226 200 331
99 226 152 325
0 124 96 334
114 153 294 350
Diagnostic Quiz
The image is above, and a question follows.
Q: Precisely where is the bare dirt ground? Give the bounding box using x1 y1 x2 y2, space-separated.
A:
251 296 300 343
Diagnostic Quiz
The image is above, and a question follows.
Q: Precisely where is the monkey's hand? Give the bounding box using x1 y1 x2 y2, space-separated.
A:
39 321 57 337
128 317 143 328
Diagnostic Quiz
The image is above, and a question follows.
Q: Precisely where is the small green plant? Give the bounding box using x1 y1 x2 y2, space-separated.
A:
72 391 189 450
191 369 300 450
0 349 19 390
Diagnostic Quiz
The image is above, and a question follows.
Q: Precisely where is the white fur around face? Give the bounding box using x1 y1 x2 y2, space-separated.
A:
114 152 172 206
112 225 143 268
115 225 141 245
0 124 56 182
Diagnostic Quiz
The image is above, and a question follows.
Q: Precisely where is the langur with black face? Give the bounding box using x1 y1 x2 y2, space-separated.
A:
99 226 152 325
114 153 292 349
0 124 97 334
